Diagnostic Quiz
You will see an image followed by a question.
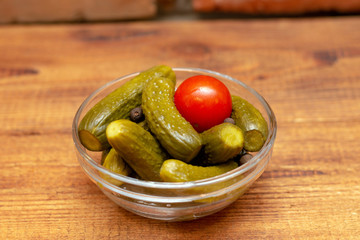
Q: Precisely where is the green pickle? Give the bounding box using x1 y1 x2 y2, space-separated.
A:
78 65 176 151
200 123 244 165
160 159 238 182
137 120 150 132
160 159 243 204
100 148 132 186
142 77 202 163
231 95 268 152
78 66 267 185
106 119 167 182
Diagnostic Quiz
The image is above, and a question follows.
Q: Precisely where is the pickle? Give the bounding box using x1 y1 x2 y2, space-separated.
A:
106 119 167 181
137 120 150 132
160 159 238 182
142 77 202 162
100 148 110 165
231 95 268 152
200 123 244 165
100 148 132 186
78 65 176 151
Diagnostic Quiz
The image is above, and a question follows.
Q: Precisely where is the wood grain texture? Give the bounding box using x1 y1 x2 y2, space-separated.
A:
0 17 360 239
0 0 157 23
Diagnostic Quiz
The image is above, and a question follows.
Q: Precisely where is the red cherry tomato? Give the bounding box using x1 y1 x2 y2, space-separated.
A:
174 75 232 132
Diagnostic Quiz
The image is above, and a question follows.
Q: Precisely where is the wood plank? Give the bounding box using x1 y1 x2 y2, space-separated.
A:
0 17 360 239
0 0 156 23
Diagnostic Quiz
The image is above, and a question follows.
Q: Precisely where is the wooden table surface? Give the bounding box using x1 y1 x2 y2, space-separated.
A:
1 16 360 239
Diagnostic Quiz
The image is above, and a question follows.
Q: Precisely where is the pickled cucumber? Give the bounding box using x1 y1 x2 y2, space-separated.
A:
137 120 150 132
142 77 202 162
101 148 132 186
106 119 167 181
200 123 244 165
231 95 268 152
78 65 176 151
160 159 238 182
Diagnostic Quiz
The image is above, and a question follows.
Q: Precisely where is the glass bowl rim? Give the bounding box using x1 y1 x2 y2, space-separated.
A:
72 67 277 189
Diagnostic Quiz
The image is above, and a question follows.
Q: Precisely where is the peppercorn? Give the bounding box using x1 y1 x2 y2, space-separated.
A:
239 153 253 165
130 107 144 123
224 117 235 125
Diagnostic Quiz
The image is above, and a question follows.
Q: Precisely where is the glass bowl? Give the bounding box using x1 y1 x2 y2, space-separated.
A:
72 67 277 221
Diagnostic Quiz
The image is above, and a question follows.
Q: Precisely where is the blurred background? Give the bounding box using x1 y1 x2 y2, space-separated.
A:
1 0 359 24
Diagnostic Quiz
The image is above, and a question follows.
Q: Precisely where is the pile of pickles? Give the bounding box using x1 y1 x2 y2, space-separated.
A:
78 65 268 184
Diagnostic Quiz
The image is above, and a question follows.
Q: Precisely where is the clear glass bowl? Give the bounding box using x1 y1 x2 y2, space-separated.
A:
72 67 277 221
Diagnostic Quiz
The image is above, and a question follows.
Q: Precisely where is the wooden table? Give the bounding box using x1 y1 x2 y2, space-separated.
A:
1 16 359 239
